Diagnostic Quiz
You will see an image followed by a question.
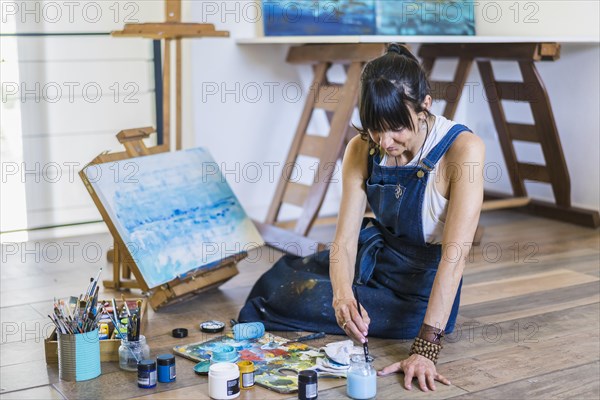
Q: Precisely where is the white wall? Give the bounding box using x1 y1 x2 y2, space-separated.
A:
189 0 600 223
475 0 600 38
189 2 343 221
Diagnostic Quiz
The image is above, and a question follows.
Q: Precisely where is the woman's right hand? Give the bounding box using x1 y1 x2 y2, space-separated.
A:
333 297 371 344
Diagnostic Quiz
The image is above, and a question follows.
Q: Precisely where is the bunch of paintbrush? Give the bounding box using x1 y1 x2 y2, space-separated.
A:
48 268 104 335
124 296 143 341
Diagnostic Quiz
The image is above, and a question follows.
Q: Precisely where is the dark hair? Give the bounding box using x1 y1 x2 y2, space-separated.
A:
356 43 431 142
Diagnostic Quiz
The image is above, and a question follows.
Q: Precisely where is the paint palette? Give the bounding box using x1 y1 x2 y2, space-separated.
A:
173 333 328 393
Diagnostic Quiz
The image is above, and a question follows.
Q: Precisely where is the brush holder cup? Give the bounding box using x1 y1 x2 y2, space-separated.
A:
119 336 150 371
57 329 102 381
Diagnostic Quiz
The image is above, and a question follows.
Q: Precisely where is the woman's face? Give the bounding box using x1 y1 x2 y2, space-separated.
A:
369 127 413 157
368 108 421 158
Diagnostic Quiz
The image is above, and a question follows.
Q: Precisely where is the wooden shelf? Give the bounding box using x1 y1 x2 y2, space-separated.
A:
237 35 600 45
112 22 229 40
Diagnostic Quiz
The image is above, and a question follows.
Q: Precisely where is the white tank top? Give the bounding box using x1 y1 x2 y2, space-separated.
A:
380 115 458 244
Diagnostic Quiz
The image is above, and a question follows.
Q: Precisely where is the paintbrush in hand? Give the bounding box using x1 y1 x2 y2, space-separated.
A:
353 286 369 362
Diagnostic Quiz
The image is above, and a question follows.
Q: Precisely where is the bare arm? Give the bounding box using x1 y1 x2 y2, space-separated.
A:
330 135 371 342
424 132 485 330
379 132 485 392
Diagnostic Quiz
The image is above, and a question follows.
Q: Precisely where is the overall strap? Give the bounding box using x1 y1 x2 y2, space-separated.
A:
367 150 374 178
420 124 472 171
366 148 380 185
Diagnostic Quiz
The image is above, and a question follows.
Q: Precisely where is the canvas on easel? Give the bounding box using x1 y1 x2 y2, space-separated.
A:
80 128 264 309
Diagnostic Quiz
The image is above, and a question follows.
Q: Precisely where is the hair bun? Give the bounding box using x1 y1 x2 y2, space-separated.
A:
386 43 418 63
386 43 404 55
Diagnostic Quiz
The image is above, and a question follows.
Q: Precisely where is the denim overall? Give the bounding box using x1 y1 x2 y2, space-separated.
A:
239 124 471 339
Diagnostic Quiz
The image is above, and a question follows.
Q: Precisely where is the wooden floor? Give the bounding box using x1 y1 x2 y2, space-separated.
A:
1 210 599 399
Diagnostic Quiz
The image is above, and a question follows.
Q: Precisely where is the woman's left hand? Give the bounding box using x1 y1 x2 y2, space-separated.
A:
377 354 451 392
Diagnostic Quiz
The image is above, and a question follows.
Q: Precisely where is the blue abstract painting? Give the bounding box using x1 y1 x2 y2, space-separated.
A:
263 1 475 36
376 1 475 35
264 0 376 35
84 148 264 288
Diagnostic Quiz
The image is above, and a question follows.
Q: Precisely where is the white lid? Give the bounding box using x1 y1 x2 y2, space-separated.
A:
209 362 239 377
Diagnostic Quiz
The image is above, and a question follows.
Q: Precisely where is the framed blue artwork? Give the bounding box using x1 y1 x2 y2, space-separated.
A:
263 1 475 36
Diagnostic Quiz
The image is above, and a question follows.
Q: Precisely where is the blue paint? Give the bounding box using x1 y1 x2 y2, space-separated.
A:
157 354 176 383
138 360 157 388
347 370 376 400
211 345 238 363
346 355 376 400
233 322 265 341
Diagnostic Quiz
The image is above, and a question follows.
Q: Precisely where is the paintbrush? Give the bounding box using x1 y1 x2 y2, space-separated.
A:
286 332 326 344
111 298 119 322
132 314 138 340
88 268 102 298
90 287 99 315
48 314 64 334
121 294 131 317
84 278 94 301
353 286 369 362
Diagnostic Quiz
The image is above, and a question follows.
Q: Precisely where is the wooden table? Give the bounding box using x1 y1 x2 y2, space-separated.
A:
237 36 599 247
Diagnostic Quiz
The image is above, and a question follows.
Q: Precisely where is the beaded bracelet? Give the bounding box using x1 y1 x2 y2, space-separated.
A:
409 336 443 364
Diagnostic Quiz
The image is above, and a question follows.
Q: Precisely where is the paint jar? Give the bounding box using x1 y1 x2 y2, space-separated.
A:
119 335 150 371
208 362 240 399
237 360 255 389
98 323 110 340
232 322 265 341
137 359 157 389
346 355 376 400
119 317 129 336
156 354 176 383
298 370 318 400
210 345 238 364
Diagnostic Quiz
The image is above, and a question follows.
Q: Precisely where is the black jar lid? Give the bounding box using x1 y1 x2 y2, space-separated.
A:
172 328 188 338
200 320 225 333
298 370 317 383
157 354 175 366
138 359 156 372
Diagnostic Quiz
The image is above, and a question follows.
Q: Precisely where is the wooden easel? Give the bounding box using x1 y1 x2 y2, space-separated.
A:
80 127 245 310
259 44 386 254
111 0 229 151
419 43 599 228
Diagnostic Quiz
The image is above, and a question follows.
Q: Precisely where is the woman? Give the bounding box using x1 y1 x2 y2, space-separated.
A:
239 44 485 392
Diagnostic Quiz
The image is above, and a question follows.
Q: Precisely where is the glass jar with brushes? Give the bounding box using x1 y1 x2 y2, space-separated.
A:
119 335 150 371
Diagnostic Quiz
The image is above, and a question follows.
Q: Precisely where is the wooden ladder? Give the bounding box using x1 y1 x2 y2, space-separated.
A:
419 43 598 228
259 44 385 254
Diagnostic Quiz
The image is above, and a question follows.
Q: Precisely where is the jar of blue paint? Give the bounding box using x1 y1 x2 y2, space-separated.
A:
298 370 318 400
210 345 238 364
157 354 176 383
137 359 157 389
346 355 376 400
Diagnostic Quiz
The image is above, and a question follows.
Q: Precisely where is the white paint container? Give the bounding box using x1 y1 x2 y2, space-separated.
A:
208 362 240 399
